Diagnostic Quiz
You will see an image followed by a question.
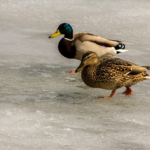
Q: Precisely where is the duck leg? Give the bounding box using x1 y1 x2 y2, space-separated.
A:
122 86 133 95
67 70 76 73
98 90 116 99
68 68 83 73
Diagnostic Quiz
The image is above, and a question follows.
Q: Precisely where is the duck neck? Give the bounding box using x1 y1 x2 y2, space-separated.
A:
64 37 74 41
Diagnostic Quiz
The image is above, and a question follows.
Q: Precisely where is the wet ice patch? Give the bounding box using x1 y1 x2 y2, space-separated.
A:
31 69 52 78
10 64 31 70
44 64 61 69
65 77 76 82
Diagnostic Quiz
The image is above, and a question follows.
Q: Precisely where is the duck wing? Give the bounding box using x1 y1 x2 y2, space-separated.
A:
100 58 148 75
73 33 119 60
73 33 119 47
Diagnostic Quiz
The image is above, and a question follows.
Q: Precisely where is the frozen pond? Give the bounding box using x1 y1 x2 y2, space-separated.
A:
0 0 150 149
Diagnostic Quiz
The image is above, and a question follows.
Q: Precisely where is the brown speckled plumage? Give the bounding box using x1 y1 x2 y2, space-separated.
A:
76 51 150 99
82 58 148 90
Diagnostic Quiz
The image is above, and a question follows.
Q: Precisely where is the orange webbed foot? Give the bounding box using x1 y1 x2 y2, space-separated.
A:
122 86 133 95
98 90 116 100
98 96 112 99
67 70 76 73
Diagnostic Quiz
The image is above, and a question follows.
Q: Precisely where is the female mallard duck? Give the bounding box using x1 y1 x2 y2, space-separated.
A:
76 51 150 99
49 23 127 72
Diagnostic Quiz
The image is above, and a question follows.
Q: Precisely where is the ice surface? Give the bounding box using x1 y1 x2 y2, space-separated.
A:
0 0 150 150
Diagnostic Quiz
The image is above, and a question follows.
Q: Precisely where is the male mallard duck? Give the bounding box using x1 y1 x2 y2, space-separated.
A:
49 23 127 72
76 51 150 99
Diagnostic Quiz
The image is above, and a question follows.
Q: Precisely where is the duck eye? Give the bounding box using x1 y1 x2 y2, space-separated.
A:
83 56 90 61
86 56 91 59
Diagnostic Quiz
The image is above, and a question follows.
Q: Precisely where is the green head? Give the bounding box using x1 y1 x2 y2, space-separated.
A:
49 23 73 40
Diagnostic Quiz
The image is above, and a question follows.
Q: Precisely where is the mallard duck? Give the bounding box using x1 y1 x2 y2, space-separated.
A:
49 23 127 72
75 51 150 99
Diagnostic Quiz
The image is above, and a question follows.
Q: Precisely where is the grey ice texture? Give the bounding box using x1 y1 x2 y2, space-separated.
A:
0 0 150 150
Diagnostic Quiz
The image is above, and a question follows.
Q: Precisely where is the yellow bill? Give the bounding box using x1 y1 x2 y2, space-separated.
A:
49 30 61 38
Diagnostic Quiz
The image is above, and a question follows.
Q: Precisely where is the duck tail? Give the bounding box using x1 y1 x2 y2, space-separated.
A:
116 49 128 54
115 43 128 54
142 66 150 70
143 76 150 80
